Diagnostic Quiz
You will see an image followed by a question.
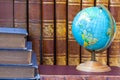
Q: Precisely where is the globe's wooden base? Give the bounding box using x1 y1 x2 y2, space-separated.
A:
76 61 111 72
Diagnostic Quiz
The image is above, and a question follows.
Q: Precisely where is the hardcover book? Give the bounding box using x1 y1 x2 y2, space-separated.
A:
109 0 120 66
55 0 67 65
0 27 27 49
28 0 41 65
0 42 32 65
68 0 81 65
42 0 54 65
0 53 39 79
29 0 41 39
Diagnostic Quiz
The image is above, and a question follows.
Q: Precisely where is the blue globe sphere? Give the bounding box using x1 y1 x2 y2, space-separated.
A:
72 5 116 52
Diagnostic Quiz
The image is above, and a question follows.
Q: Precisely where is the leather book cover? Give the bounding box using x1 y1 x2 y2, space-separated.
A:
68 0 81 65
28 0 41 65
0 0 13 27
42 0 54 65
29 0 41 39
81 0 95 63
0 53 38 79
109 0 120 66
14 0 27 29
55 0 67 65
0 27 27 49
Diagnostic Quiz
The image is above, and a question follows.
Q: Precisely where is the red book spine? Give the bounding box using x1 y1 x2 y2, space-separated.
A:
68 0 81 65
55 0 67 65
0 0 13 27
14 0 27 29
29 0 41 64
109 0 120 66
42 0 54 65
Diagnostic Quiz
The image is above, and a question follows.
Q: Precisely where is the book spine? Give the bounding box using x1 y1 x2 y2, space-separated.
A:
109 0 120 66
68 0 81 65
82 0 94 9
55 0 67 65
14 0 27 29
42 0 54 65
29 0 41 64
30 38 41 64
0 0 13 27
95 0 109 65
81 0 95 63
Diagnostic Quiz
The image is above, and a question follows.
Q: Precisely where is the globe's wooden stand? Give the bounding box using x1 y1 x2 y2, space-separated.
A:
76 51 111 72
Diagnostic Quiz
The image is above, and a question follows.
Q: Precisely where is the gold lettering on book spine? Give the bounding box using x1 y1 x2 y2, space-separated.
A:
43 55 54 65
68 24 74 39
56 55 66 65
69 55 80 65
113 25 120 42
69 0 80 2
56 22 66 38
43 23 54 38
109 57 120 66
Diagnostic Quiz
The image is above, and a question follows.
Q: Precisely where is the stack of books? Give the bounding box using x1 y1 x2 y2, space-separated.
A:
0 27 40 80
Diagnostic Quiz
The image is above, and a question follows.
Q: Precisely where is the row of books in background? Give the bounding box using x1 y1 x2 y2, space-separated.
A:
0 27 40 79
0 0 120 66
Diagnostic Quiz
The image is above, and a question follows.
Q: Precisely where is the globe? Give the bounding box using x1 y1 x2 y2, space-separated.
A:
72 5 116 72
72 5 116 52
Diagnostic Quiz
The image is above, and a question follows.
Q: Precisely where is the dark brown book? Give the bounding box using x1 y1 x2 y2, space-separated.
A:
109 0 120 66
14 0 27 29
68 0 81 65
29 0 41 39
39 65 120 80
42 0 54 65
81 0 95 63
0 0 13 27
28 0 41 65
55 0 67 65
0 42 32 65
0 28 27 49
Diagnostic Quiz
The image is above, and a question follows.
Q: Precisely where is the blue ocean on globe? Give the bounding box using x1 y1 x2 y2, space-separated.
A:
72 5 116 52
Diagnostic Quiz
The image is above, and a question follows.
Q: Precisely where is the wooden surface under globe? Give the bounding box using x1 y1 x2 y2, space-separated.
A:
76 61 111 72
